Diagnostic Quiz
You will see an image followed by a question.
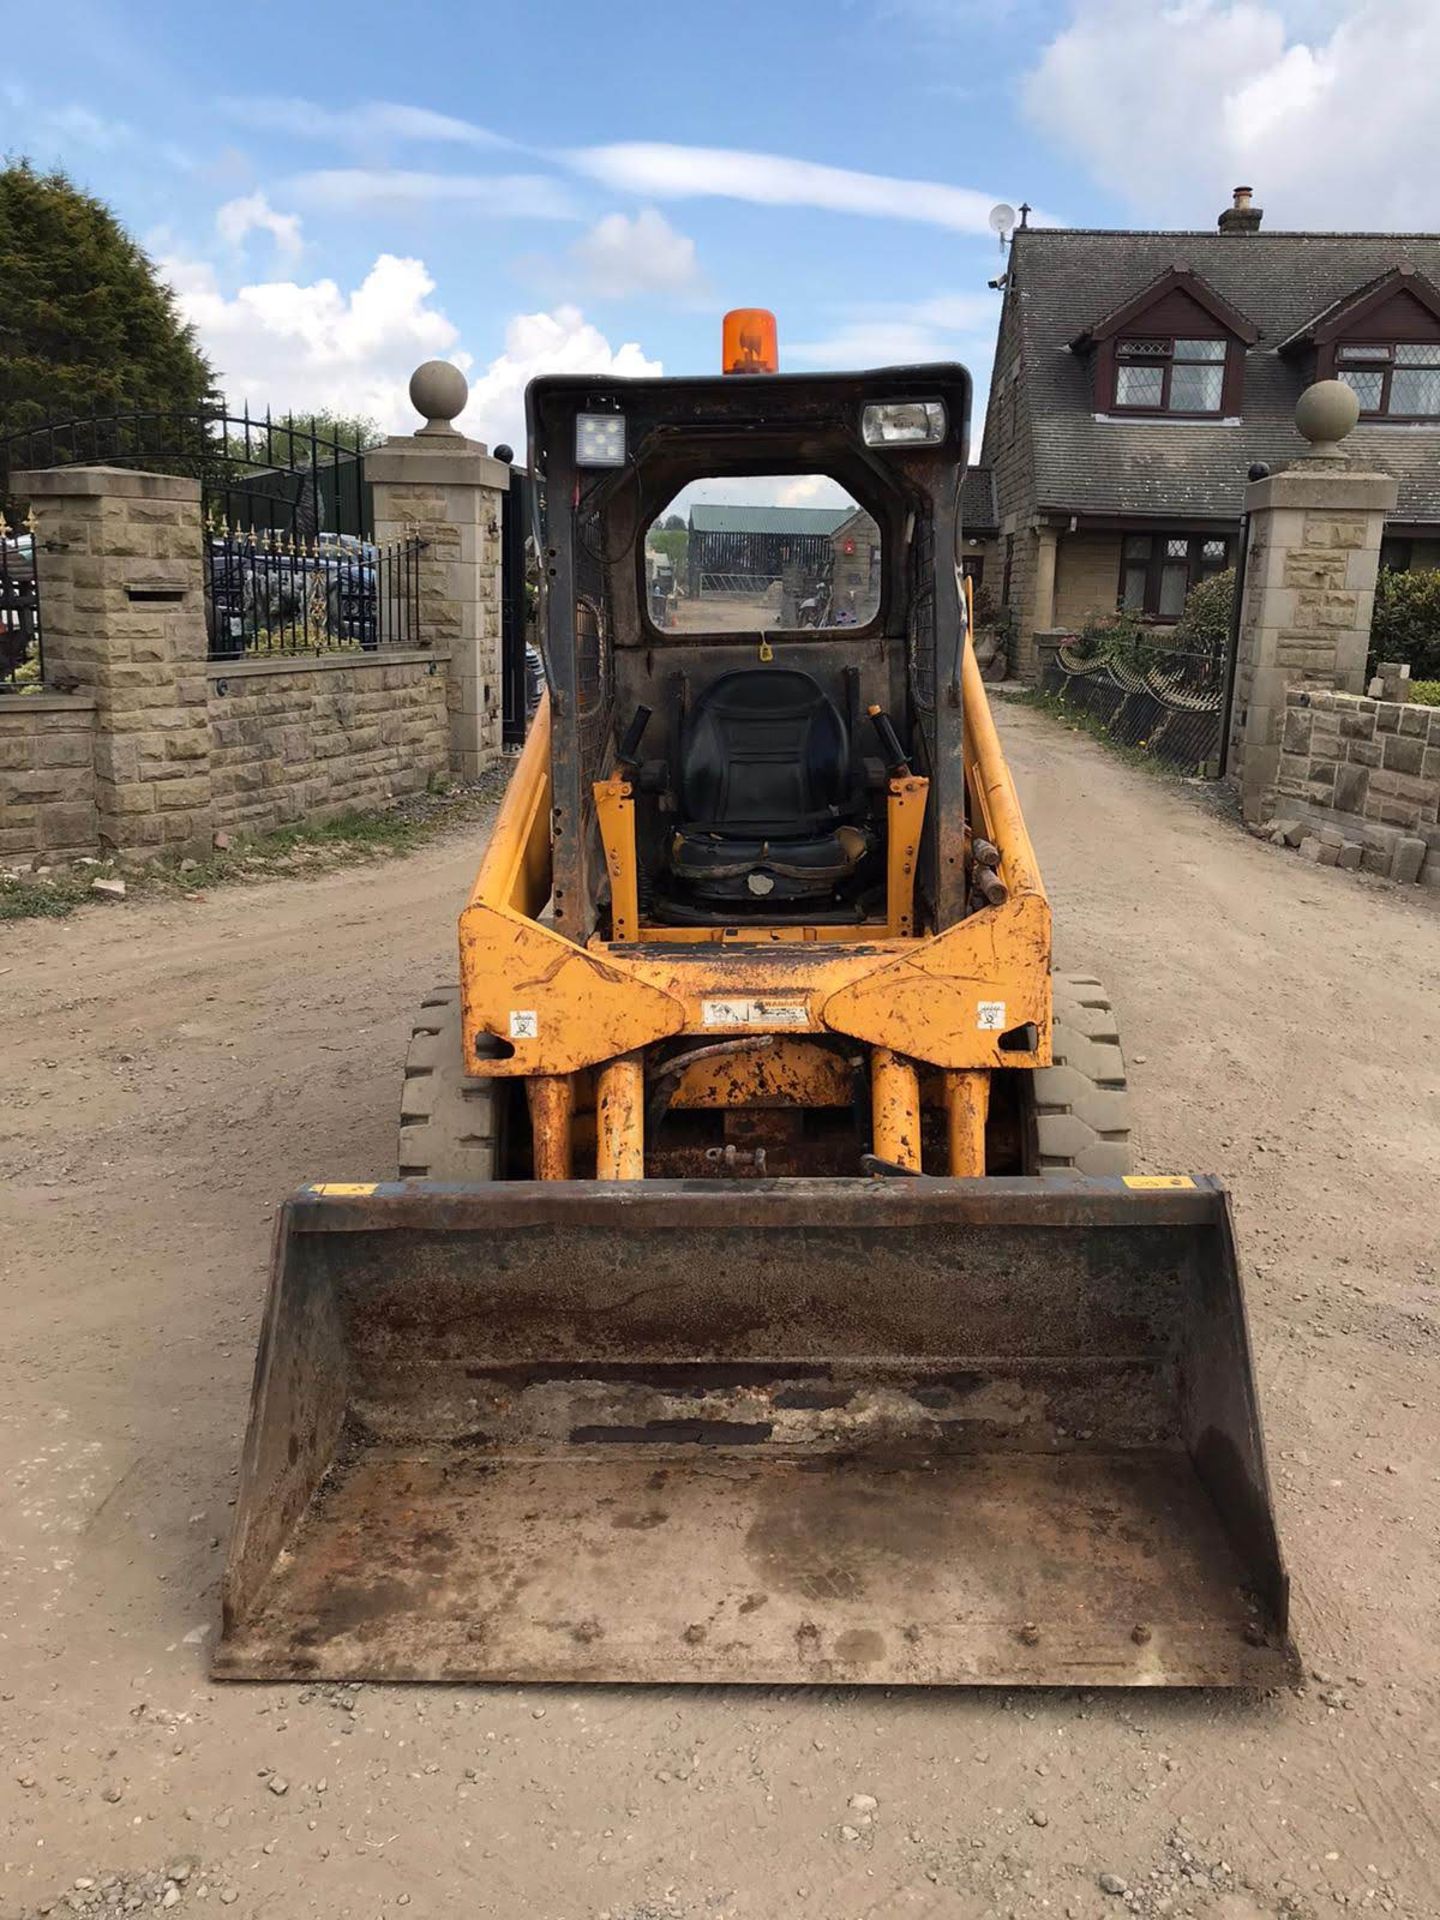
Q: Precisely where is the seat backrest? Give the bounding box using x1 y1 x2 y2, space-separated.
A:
680 668 851 833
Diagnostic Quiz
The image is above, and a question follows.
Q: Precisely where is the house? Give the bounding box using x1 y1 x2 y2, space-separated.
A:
828 506 881 621
978 190 1440 678
959 468 997 593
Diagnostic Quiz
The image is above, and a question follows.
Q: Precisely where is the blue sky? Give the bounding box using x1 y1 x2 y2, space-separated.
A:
4 0 1435 453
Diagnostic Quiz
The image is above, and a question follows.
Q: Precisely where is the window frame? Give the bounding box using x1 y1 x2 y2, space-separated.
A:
1334 341 1440 421
1117 532 1231 623
1111 336 1230 418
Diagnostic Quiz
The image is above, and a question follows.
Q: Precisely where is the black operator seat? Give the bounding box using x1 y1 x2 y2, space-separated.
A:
669 668 873 907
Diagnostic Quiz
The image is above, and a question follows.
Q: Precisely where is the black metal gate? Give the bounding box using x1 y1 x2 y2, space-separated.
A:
501 464 535 747
0 406 373 541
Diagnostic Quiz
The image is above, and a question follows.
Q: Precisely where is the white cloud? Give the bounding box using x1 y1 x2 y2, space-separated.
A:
669 474 855 512
161 251 464 428
161 221 662 453
570 209 702 298
0 86 134 151
567 142 1041 235
1025 0 1440 228
220 96 510 151
789 292 997 369
216 192 303 262
43 101 134 149
288 169 578 220
460 306 662 453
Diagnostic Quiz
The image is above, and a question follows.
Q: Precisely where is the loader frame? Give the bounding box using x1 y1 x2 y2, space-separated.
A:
457 367 1050 1182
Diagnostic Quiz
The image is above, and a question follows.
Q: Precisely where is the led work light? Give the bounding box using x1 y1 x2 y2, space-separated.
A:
575 413 626 467
861 400 947 447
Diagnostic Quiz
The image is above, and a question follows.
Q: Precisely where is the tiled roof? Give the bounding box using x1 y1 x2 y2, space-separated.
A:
688 504 854 535
1006 229 1440 523
961 464 998 534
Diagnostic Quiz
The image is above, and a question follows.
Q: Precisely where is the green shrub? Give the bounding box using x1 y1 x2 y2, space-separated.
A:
1370 567 1440 680
1410 678 1440 706
1071 605 1162 671
1173 568 1235 653
969 580 1000 629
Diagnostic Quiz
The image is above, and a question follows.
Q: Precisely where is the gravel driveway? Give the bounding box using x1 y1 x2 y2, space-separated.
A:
2 699 1437 1920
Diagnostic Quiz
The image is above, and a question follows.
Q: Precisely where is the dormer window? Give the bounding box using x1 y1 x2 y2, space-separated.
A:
1336 342 1440 419
1114 338 1228 414
1070 267 1257 421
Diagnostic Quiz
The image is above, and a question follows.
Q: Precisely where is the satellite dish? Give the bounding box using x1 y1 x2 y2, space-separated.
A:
989 202 1016 238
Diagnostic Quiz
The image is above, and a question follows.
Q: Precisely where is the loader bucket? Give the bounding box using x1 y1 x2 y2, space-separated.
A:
215 1177 1296 1688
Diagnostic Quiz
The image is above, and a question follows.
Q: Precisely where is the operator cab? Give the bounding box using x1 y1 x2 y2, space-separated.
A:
526 323 973 944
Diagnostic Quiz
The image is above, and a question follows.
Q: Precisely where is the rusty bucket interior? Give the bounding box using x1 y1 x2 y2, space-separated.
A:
214 1177 1296 1688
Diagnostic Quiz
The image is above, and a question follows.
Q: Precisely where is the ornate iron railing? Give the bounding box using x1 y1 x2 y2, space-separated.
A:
1042 627 1232 776
205 524 425 660
1 404 373 540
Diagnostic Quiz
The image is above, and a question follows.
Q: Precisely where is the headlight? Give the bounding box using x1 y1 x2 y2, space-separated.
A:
575 413 626 467
861 399 946 448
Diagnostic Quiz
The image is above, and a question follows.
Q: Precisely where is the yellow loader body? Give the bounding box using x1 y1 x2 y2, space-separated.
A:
216 358 1295 1688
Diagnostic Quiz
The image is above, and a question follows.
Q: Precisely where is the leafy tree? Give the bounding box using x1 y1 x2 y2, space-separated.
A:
1370 566 1440 680
647 526 688 572
0 160 213 473
661 513 685 531
222 410 386 470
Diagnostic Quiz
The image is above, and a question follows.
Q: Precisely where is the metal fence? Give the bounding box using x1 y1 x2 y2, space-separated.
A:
1041 629 1230 776
1 404 373 542
205 526 425 661
0 509 40 691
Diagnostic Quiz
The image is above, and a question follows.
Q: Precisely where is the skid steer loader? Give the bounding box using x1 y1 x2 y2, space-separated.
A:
216 316 1296 1689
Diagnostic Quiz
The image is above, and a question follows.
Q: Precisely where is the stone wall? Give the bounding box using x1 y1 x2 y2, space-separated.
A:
1053 532 1123 629
0 696 98 862
208 652 449 835
3 441 506 867
1269 687 1439 886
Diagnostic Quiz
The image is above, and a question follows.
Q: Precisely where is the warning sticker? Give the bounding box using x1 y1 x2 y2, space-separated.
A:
702 998 809 1029
977 1000 1007 1032
508 1010 539 1040
1123 1175 1197 1190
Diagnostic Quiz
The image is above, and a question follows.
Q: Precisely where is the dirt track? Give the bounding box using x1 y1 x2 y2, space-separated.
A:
3 700 1438 1920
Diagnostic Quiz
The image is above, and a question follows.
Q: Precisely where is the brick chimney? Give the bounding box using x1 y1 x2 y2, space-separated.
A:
1218 185 1263 234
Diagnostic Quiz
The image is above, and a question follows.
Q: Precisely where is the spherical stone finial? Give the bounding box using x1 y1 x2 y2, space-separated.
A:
1295 378 1360 458
409 360 469 436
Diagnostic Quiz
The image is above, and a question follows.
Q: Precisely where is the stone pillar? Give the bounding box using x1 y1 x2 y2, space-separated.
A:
368 362 510 780
15 465 214 859
1032 524 1059 633
1228 383 1397 822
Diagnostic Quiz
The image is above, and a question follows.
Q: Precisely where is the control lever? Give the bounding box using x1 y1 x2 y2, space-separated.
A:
867 704 911 777
617 703 653 769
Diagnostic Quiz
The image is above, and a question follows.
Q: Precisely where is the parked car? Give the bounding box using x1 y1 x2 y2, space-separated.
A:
206 529 379 655
524 641 545 716
1 534 39 683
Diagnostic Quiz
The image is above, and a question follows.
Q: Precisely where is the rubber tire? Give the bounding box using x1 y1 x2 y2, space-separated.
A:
1030 973 1133 1176
398 986 506 1180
